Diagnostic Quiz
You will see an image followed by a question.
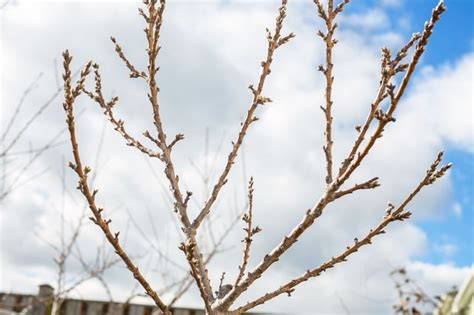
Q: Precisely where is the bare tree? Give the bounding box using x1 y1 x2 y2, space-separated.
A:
390 267 458 315
0 68 76 202
41 126 243 314
0 62 120 314
59 0 449 314
34 132 123 315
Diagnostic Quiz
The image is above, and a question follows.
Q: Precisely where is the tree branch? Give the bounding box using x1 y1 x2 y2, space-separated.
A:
233 152 450 312
333 177 380 199
336 2 446 186
61 50 170 314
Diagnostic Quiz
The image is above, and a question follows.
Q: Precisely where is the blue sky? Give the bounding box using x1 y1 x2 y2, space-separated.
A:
370 0 473 268
393 0 473 66
346 0 474 65
405 0 473 268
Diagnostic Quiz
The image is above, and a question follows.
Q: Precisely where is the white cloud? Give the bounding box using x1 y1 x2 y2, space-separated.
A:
0 0 472 313
406 262 472 295
452 202 463 218
398 54 474 153
380 0 404 8
340 8 390 31
398 16 411 30
433 242 459 257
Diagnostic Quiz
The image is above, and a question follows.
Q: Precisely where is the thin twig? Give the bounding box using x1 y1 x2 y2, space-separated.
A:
234 177 260 287
1 72 43 142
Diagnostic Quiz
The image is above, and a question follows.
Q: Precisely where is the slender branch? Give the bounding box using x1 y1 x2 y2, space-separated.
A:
82 64 162 160
333 177 380 199
61 50 170 314
179 241 213 314
193 0 294 230
200 1 295 303
315 0 337 185
140 0 214 301
234 177 261 287
142 0 185 206
110 36 146 79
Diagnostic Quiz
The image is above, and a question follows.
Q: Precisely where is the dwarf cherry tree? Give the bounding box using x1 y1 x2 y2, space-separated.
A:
60 0 448 313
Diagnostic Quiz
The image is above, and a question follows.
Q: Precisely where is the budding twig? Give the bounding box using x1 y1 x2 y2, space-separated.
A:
82 64 162 160
110 36 147 79
333 177 380 199
234 177 261 288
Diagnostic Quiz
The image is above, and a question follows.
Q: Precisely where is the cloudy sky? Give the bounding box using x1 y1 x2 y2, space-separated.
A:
0 0 472 313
